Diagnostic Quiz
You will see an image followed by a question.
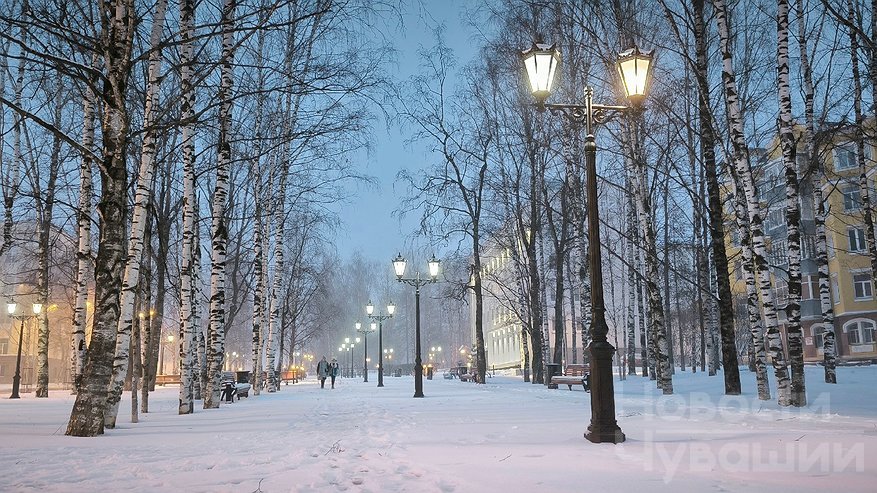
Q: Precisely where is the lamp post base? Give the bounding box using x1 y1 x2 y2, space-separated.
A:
585 340 625 444
9 375 21 399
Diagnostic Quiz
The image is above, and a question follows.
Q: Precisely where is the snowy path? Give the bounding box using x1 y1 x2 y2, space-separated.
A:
0 366 874 492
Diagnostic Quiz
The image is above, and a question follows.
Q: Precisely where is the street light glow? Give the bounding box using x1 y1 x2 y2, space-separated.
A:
616 46 654 104
521 42 561 103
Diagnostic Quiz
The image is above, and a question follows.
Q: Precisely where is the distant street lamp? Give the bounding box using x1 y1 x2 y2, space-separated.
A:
521 41 654 444
355 321 374 382
366 300 395 387
7 300 42 399
392 253 440 398
429 346 443 366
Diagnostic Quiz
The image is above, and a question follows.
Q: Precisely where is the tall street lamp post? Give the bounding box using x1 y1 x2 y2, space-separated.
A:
355 321 374 382
366 300 395 387
521 41 654 444
392 253 441 398
343 338 359 377
7 300 43 399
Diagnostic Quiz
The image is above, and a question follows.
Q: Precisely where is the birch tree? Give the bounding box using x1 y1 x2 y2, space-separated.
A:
714 0 791 405
70 54 98 394
776 0 807 407
205 0 236 409
797 0 837 383
178 0 197 414
32 73 63 398
67 0 137 436
105 0 169 428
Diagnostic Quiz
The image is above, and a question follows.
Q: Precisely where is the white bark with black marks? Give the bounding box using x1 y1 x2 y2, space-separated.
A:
204 0 236 409
105 0 169 427
178 0 197 414
714 0 790 405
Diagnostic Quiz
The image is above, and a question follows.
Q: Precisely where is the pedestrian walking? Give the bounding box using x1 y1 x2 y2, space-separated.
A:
330 358 340 389
317 356 330 389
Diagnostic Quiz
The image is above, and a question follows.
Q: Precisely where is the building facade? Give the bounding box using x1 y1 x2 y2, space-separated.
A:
727 129 877 364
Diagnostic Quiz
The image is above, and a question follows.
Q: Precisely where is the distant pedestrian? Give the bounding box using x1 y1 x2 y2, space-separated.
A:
330 358 340 389
317 356 330 389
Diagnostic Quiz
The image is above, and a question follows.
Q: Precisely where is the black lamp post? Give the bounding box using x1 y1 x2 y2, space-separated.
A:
355 321 374 382
392 253 441 398
366 300 395 387
7 299 43 399
521 42 654 444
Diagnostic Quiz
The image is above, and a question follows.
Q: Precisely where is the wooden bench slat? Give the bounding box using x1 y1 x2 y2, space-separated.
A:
548 364 590 391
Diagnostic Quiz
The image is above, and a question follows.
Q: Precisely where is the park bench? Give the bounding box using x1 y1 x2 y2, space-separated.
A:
154 374 181 386
221 371 251 401
548 364 590 391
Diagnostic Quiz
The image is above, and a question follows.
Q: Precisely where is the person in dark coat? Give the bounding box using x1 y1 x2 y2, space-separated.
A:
329 358 340 389
316 356 330 389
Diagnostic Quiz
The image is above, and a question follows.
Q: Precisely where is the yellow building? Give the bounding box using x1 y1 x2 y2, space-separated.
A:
726 127 877 363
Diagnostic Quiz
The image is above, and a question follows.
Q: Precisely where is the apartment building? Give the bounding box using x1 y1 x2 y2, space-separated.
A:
727 128 877 363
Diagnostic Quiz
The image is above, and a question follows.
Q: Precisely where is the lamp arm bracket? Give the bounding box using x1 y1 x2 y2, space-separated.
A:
540 103 629 127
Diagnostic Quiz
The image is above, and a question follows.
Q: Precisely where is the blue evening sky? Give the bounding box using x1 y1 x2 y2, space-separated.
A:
332 0 480 262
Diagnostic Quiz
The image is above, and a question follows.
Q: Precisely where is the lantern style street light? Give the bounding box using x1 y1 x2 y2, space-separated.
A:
341 339 357 378
392 253 441 398
521 41 654 444
366 300 395 387
355 321 374 382
7 299 43 399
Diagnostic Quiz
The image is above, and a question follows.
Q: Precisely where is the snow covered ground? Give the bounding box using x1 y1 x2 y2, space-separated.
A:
0 365 874 492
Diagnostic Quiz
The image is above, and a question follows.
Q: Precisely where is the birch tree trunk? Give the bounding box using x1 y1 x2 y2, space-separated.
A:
33 75 62 398
859 0 877 281
795 0 836 384
251 186 264 396
777 0 807 407
196 227 207 398
137 221 153 411
105 0 168 428
538 230 551 374
566 259 578 364
267 168 287 392
731 174 771 399
66 0 136 436
205 0 236 408
694 0 741 393
512 239 531 382
628 120 673 394
177 0 197 414
70 53 97 394
847 0 877 301
626 206 638 376
526 215 544 383
1 9 25 257
714 0 790 405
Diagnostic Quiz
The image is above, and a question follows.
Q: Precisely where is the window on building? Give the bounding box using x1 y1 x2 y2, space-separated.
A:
843 186 862 211
845 319 875 345
812 326 825 349
801 235 817 259
853 272 874 299
832 275 840 305
0 338 7 354
774 279 789 307
769 240 788 265
828 233 835 258
801 275 821 300
765 209 784 232
849 227 867 253
834 142 858 171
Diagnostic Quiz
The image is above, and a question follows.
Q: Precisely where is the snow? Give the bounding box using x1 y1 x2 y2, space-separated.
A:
1 366 875 492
